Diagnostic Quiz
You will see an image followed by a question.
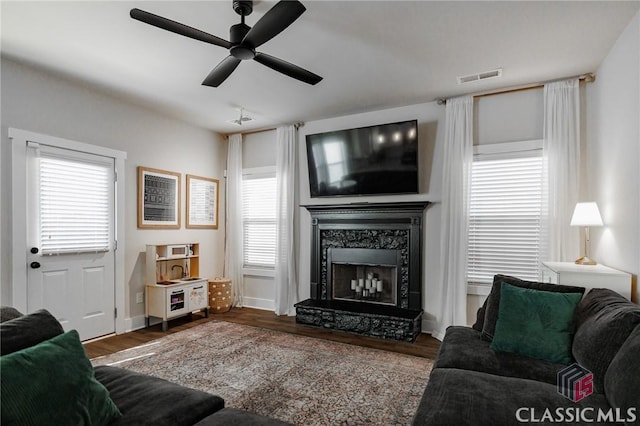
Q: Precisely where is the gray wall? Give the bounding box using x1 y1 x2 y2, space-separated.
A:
1 57 227 330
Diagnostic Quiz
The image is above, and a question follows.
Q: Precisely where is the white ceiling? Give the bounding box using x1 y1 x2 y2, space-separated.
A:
2 1 638 134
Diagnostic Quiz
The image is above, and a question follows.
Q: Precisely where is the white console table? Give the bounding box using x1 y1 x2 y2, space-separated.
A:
541 261 631 300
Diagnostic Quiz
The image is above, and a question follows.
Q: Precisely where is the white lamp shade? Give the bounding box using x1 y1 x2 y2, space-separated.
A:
570 202 603 227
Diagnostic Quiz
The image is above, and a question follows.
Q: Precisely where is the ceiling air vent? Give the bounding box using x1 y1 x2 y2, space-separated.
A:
457 68 502 85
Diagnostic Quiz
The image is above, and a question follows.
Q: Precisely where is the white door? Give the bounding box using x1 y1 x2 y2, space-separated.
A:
25 142 116 340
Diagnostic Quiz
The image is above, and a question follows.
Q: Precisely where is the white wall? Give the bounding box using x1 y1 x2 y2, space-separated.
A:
241 130 277 310
298 103 445 332
467 88 545 320
295 90 545 332
586 11 640 302
475 89 543 145
1 57 227 329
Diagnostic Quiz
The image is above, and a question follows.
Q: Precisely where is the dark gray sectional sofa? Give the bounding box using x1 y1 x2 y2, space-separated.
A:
412 276 640 426
0 306 292 425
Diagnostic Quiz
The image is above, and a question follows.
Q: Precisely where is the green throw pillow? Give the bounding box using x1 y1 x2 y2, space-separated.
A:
1 329 121 426
490 282 582 365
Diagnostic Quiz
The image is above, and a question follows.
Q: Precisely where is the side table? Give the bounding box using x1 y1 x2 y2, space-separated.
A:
541 261 631 300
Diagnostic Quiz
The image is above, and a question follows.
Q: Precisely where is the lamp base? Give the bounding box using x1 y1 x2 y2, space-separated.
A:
575 256 597 265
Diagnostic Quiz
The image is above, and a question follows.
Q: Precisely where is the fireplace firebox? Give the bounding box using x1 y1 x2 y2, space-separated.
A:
329 248 399 306
295 202 430 342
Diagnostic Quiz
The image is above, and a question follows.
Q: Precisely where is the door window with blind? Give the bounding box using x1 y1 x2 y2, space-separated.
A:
242 168 277 269
36 152 114 255
467 140 543 285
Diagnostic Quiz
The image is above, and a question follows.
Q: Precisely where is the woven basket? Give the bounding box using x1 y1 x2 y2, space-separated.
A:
209 278 232 313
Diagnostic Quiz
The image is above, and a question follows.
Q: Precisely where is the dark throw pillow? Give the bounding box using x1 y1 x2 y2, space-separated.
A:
490 283 582 365
481 274 585 341
1 329 122 426
0 308 64 355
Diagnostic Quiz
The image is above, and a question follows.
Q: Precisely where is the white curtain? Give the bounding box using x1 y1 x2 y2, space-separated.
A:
542 79 580 262
274 125 299 315
225 133 244 307
434 96 473 341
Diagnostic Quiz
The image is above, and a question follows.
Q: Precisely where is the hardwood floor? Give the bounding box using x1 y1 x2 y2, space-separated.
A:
84 307 441 360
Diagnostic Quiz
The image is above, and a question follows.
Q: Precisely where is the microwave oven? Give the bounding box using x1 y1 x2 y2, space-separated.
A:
167 244 190 258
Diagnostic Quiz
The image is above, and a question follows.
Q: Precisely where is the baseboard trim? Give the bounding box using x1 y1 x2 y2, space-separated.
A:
242 297 275 311
421 318 439 339
124 315 147 333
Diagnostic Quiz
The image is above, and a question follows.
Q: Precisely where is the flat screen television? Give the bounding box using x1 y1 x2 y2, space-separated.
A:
306 119 418 197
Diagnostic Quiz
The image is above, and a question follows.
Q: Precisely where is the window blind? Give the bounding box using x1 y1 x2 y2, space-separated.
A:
242 173 277 268
39 156 112 255
468 155 543 284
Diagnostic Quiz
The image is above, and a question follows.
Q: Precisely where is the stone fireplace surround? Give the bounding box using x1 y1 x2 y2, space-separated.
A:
295 202 430 342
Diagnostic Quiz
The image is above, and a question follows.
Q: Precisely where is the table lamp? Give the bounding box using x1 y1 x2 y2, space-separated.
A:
570 202 603 265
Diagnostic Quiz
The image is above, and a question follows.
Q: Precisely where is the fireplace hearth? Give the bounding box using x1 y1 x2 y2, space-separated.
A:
296 202 430 342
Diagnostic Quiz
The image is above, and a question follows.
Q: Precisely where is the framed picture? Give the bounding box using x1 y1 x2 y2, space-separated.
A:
186 174 219 229
138 166 181 229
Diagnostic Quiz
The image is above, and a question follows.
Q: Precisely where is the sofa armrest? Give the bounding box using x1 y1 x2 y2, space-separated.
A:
95 365 224 426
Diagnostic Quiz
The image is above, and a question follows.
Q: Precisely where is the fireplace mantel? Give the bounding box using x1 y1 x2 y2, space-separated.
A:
298 201 430 341
304 201 430 310
302 201 431 217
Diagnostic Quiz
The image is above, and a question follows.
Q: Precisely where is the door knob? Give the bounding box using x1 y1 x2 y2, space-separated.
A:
30 262 41 269
30 247 39 254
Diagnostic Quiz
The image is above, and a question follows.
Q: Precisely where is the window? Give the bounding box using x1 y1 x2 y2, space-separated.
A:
38 155 113 255
467 141 543 285
242 168 277 268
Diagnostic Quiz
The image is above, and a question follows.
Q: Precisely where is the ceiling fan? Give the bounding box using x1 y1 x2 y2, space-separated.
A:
130 0 323 87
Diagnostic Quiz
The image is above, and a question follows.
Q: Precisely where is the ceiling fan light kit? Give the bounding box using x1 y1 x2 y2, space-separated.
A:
130 0 322 87
227 108 254 126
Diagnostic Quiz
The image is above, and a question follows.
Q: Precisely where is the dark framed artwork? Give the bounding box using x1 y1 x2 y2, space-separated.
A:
138 166 181 229
186 174 219 229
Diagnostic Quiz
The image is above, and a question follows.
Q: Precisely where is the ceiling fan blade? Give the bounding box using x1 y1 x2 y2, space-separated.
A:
130 8 231 49
254 52 322 85
242 0 306 49
202 56 242 87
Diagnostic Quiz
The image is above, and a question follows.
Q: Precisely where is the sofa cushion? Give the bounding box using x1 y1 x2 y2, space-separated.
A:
0 306 23 322
471 299 487 332
411 368 611 426
481 275 585 341
94 365 224 426
0 308 64 355
604 324 640 412
1 330 121 426
573 288 640 393
490 283 582 364
435 326 566 385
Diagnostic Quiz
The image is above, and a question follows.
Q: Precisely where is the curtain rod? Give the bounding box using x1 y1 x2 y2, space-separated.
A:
436 73 595 105
224 122 304 138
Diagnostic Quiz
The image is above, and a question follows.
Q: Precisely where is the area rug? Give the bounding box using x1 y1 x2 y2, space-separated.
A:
91 321 432 425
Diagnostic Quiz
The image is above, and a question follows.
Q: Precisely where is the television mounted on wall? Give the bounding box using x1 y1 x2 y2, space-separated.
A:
305 119 418 197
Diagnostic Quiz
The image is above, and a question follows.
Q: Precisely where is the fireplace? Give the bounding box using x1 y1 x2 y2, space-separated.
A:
295 202 430 342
